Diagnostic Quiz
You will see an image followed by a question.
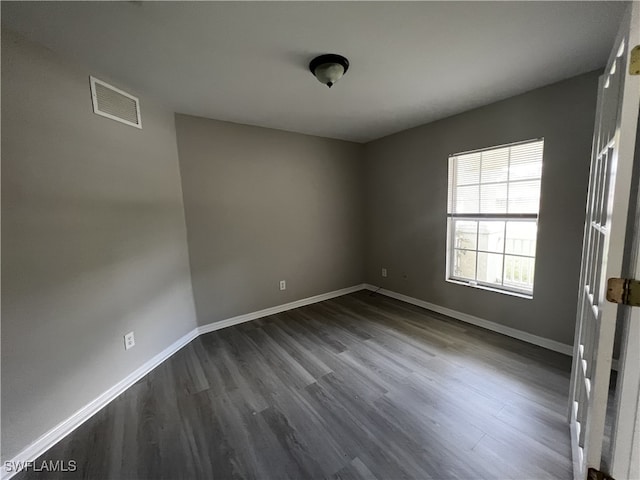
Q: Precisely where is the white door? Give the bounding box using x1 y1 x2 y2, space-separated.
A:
568 2 640 479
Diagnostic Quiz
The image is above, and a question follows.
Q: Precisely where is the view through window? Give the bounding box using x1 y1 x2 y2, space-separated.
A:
446 139 544 296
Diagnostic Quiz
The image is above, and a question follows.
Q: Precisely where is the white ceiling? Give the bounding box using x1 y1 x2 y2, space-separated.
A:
1 1 627 143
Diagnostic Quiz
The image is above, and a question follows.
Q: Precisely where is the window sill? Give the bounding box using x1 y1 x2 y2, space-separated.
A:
446 278 533 300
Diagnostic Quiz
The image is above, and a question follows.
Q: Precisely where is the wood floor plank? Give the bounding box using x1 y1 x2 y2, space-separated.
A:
262 318 333 379
15 291 573 480
333 457 379 480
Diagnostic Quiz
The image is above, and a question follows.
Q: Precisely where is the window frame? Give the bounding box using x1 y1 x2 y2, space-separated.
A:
445 138 544 298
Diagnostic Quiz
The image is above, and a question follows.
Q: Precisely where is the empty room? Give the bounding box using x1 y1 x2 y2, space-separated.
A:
2 1 640 479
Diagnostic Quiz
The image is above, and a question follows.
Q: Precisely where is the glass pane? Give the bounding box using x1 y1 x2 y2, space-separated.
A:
453 220 477 250
480 147 509 183
477 252 504 286
454 153 480 186
504 255 535 291
478 221 505 253
480 183 507 213
505 221 537 256
509 141 543 181
507 179 541 213
452 249 476 280
454 184 479 213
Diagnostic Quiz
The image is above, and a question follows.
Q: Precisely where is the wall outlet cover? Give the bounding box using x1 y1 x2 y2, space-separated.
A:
124 332 135 350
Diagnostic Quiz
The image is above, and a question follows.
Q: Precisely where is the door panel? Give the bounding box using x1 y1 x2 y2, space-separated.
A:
569 3 640 479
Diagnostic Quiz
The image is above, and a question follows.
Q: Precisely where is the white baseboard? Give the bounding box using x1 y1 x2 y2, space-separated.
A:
197 284 367 335
4 281 591 480
6 282 579 479
363 284 574 356
2 284 366 480
1 327 199 480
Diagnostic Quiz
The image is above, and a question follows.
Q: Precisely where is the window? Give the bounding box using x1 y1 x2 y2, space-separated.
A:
446 139 544 297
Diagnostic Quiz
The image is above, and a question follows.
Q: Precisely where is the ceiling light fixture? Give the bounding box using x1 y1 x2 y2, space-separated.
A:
309 54 349 88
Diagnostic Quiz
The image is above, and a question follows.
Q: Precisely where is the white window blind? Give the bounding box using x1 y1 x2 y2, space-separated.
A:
446 139 544 296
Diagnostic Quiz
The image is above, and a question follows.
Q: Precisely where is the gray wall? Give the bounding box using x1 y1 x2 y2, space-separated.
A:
364 71 600 346
175 114 365 326
1 30 197 461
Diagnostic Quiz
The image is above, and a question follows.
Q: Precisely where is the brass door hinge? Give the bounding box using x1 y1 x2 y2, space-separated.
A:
630 45 640 75
607 278 640 306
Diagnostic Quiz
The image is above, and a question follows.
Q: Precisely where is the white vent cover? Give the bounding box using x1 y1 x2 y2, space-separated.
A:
89 76 142 129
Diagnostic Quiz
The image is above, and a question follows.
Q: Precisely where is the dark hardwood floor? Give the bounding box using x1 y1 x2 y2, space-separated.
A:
17 291 573 479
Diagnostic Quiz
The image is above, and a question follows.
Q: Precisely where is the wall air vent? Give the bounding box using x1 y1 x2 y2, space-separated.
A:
89 76 142 129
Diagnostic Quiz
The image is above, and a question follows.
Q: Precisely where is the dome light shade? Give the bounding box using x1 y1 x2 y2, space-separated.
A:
309 54 350 88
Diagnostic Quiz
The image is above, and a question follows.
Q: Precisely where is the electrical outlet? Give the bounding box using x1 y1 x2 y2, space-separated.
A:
381 268 388 278
124 331 135 350
279 280 286 291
